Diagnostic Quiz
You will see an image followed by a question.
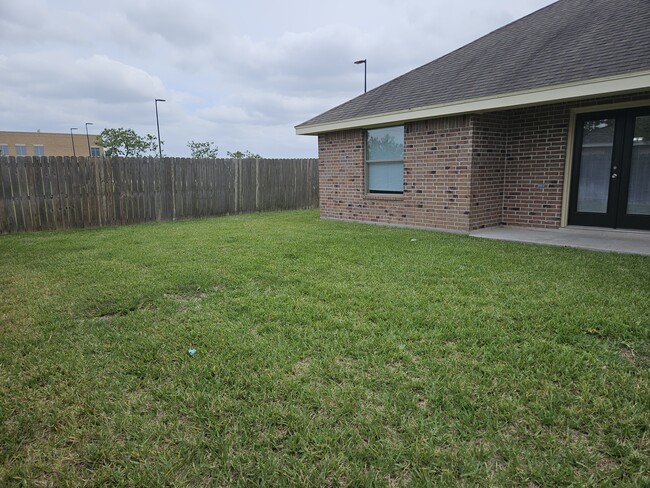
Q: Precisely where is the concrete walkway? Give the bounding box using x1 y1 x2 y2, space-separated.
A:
469 226 650 256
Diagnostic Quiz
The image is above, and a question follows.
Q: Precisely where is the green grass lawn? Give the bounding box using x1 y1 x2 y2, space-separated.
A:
1 210 649 486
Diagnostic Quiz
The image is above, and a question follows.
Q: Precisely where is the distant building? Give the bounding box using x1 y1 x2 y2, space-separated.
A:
0 131 104 157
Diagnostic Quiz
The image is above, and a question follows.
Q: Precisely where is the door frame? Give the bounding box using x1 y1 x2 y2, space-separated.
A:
561 100 650 228
568 109 624 228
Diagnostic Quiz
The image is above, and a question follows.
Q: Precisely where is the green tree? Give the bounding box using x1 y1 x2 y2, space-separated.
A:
226 150 262 159
96 128 161 157
187 140 219 159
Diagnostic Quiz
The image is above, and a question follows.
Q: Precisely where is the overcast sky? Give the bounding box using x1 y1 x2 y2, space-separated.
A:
0 0 556 158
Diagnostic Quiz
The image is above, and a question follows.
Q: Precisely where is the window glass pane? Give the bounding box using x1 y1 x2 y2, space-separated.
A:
90 147 101 157
627 115 650 216
0 144 8 155
368 162 403 193
367 126 404 161
33 145 44 156
577 119 614 213
15 145 27 156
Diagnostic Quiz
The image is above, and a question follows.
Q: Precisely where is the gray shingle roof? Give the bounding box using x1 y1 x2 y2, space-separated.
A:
297 0 650 130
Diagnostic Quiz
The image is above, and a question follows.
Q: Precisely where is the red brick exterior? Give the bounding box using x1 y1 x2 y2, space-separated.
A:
469 113 507 229
318 117 474 231
317 92 650 231
501 104 569 228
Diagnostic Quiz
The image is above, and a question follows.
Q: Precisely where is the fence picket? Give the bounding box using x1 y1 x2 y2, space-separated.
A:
0 156 318 233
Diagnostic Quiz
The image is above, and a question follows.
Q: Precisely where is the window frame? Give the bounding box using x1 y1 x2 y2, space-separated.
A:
90 146 101 157
33 144 45 157
0 144 8 156
15 144 27 156
365 126 404 195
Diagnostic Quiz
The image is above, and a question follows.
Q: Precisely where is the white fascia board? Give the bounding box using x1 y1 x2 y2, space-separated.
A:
295 70 650 135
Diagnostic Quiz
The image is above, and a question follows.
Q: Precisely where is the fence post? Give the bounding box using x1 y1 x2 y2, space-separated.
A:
234 159 239 214
170 157 176 221
255 158 260 211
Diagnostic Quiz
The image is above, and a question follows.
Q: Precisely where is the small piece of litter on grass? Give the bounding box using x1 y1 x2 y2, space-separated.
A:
187 349 197 357
410 238 417 242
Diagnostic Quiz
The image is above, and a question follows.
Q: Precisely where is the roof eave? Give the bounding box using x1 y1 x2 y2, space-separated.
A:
295 70 650 135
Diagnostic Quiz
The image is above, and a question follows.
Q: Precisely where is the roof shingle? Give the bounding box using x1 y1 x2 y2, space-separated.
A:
297 0 650 130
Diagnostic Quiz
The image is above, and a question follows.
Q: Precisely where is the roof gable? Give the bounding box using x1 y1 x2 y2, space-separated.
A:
297 0 650 134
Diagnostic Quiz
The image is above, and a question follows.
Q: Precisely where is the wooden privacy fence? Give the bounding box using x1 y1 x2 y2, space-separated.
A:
0 156 319 233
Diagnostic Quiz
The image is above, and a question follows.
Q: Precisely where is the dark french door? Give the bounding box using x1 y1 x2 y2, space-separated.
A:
569 107 650 230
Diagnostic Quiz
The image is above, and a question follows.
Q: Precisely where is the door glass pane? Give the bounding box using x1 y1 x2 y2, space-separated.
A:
627 115 650 216
576 118 615 213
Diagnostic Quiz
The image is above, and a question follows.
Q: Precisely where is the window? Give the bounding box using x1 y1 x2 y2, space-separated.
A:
0 144 8 156
15 144 27 156
33 144 45 156
90 146 101 157
366 126 404 194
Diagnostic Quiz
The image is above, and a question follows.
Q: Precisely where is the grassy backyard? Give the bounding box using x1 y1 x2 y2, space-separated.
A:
1 209 649 486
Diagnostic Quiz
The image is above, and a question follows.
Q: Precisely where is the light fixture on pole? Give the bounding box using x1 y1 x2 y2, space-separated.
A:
155 99 166 159
70 127 78 157
354 59 367 93
85 122 93 157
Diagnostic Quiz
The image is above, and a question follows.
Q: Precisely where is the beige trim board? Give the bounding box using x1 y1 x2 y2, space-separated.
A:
296 70 650 135
561 113 577 227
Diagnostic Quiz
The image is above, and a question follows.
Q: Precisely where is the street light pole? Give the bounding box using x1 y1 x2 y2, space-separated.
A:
354 59 367 93
85 122 93 157
155 99 166 159
70 127 78 157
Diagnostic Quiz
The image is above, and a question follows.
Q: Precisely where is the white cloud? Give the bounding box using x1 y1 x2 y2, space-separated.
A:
0 0 557 158
0 51 167 111
196 104 264 125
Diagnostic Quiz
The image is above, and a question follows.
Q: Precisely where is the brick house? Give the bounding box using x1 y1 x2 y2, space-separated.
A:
296 0 650 232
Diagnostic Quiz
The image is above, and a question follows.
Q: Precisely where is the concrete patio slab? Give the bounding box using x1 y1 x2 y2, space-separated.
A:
469 226 650 256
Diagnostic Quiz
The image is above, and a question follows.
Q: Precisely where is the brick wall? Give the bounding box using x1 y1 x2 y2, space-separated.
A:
318 117 473 230
317 91 650 231
469 113 507 229
501 104 569 228
318 129 364 221
407 116 473 230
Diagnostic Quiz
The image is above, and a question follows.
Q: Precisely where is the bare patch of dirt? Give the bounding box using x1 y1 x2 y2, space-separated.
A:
620 347 650 367
386 470 411 487
620 347 636 364
164 292 209 302
291 357 312 377
596 456 619 471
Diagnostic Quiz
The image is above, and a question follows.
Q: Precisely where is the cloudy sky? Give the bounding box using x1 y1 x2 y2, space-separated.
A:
0 0 556 158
